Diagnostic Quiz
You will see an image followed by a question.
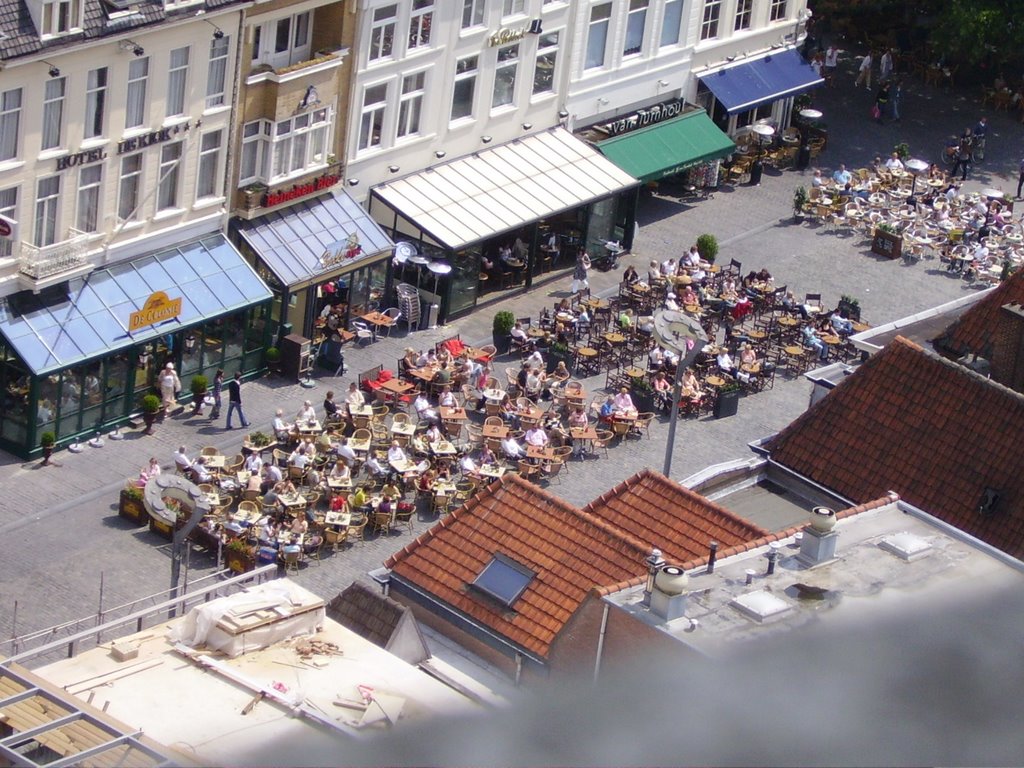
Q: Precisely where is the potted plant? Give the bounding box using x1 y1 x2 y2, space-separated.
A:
39 431 56 465
492 310 516 355
793 186 809 221
893 142 910 162
265 346 282 374
119 481 148 524
546 339 573 374
225 537 256 574
696 233 719 264
713 380 742 419
245 430 272 451
242 182 268 210
141 394 162 435
190 375 208 416
838 294 862 322
630 377 656 414
871 221 903 259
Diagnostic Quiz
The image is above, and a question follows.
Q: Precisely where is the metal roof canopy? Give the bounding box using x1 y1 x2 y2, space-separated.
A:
371 128 639 251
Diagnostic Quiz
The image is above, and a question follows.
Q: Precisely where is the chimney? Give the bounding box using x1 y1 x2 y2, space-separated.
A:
706 541 719 574
641 548 665 607
989 303 1024 394
649 565 689 621
797 506 839 566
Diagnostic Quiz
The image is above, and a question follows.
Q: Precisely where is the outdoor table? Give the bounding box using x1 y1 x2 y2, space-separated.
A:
390 421 416 436
439 406 468 421
407 367 437 383
390 458 420 474
478 465 506 479
482 423 510 439
518 403 544 421
747 329 768 341
379 379 414 395
683 303 701 315
778 316 799 327
296 419 322 436
349 403 373 418
360 311 396 339
527 445 556 461
631 283 650 293
483 388 507 402
851 321 871 333
279 493 307 512
705 375 727 388
349 437 372 452
204 455 226 469
556 312 575 323
784 345 805 358
740 363 762 375
582 298 611 310
623 367 645 379
432 480 458 499
603 333 626 345
324 511 351 527
327 476 352 492
431 440 458 457
527 327 548 339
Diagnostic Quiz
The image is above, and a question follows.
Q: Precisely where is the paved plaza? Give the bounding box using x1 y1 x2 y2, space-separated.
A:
1 60 1017 654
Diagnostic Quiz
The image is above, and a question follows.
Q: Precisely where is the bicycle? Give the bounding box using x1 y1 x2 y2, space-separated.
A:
940 138 958 166
974 135 986 162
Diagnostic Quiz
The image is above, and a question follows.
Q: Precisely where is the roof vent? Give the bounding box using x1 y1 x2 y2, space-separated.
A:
730 589 792 623
649 566 689 621
797 507 839 567
879 532 932 562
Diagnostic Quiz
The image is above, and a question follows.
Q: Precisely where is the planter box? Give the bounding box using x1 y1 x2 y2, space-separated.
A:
547 349 573 375
225 548 257 574
631 389 656 415
714 389 741 419
871 229 902 259
149 516 174 541
118 489 148 525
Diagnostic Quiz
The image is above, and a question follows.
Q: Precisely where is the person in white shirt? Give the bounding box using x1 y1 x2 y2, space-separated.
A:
289 445 310 469
510 321 529 343
612 387 635 415
824 44 839 87
459 454 479 475
664 292 680 311
272 409 293 441
885 152 904 171
524 426 549 448
717 349 736 373
685 246 701 268
425 424 444 445
660 258 675 276
387 440 408 465
296 400 317 423
334 438 357 467
191 457 212 484
501 436 525 459
524 349 545 371
364 454 388 477
414 393 438 424
328 461 350 482
438 386 458 408
243 451 263 474
173 446 192 473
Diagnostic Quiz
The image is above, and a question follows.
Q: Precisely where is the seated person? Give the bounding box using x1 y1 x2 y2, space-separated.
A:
618 308 635 330
387 440 408 466
282 535 302 556
403 347 421 372
416 469 437 493
664 292 680 311
191 456 213 484
438 385 458 408
501 435 526 460
459 453 479 476
622 265 639 285
173 446 193 474
365 454 389 478
612 387 636 416
261 463 283 494
802 324 829 361
243 450 263 474
289 444 310 469
681 369 704 404
680 285 700 306
599 395 616 424
246 472 263 494
652 371 673 411
350 486 369 511
510 321 531 346
381 480 402 503
290 515 308 535
334 437 357 467
272 409 294 442
830 311 854 336
413 393 439 424
425 423 444 446
717 347 737 374
328 460 351 483
345 382 365 409
524 425 549 449
479 445 498 466
499 397 521 428
296 400 317 424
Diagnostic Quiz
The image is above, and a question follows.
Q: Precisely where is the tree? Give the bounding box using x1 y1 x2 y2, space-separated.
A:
924 0 1024 67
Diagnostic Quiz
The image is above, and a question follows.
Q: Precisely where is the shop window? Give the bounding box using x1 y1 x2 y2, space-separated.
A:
1 349 30 447
241 110 333 184
492 43 519 109
55 366 85 439
585 3 611 70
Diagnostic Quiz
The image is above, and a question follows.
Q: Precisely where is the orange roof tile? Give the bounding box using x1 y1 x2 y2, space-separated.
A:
767 337 1024 558
934 269 1024 359
581 468 769 565
385 474 651 659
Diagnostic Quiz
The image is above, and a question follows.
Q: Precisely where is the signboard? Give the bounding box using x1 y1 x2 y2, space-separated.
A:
871 229 902 259
319 233 362 270
599 99 685 137
0 214 15 241
263 173 340 208
129 291 183 332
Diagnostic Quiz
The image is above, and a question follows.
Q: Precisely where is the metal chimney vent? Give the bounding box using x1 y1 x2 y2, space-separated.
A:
879 532 932 562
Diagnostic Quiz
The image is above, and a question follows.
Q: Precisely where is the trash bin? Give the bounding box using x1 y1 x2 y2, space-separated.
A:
749 159 764 186
714 389 741 419
796 142 811 170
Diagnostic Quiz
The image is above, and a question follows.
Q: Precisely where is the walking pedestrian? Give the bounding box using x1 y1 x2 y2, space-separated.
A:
209 369 224 419
225 371 250 429
824 44 839 88
570 250 591 294
855 51 873 90
158 362 181 414
873 81 890 124
879 48 893 82
889 77 902 121
951 128 974 181
1016 157 1024 200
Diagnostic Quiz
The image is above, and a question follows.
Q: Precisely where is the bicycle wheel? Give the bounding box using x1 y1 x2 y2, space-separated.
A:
941 146 956 166
975 140 986 162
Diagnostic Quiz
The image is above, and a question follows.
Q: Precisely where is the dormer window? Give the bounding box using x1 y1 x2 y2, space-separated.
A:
42 0 82 37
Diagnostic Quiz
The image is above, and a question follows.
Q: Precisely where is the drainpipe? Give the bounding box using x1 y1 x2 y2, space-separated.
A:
592 603 610 687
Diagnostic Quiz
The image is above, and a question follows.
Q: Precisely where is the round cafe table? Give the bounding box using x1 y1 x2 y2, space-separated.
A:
851 321 870 333
747 329 767 341
778 316 799 327
527 327 547 339
740 362 761 374
624 367 646 379
705 375 727 388
603 333 626 345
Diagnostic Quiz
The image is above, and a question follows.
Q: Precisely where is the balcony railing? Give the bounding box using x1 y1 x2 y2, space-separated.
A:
19 228 90 279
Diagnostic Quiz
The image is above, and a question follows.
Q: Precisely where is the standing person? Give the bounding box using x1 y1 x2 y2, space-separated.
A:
159 363 181 414
824 44 839 87
855 51 873 90
873 81 890 124
1016 157 1024 200
225 371 250 430
209 369 224 420
952 128 974 181
879 48 893 82
570 250 591 294
889 77 902 122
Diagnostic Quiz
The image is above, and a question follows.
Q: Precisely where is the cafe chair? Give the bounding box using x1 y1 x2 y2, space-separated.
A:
632 412 655 439
347 517 367 545
517 459 539 482
371 510 393 536
540 459 564 485
325 527 348 552
303 535 324 565
282 549 301 573
351 320 374 346
394 506 415 533
381 307 402 336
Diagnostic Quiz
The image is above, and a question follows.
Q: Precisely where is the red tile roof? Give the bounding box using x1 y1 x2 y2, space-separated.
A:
582 468 769 565
934 269 1024 359
384 475 650 659
767 337 1024 558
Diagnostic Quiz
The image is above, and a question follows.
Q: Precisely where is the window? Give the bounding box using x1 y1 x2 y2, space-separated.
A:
41 0 81 36
502 0 525 15
271 109 330 179
461 0 484 28
533 31 558 95
397 72 425 138
76 164 101 233
471 554 535 607
409 0 432 49
369 5 397 62
125 57 148 129
0 89 21 161
41 77 65 151
661 0 683 46
206 36 229 109
492 43 519 108
451 56 477 121
34 176 60 247
197 130 223 198
770 0 787 21
167 47 189 117
0 187 17 258
700 0 721 40
84 68 107 139
251 13 310 69
118 153 142 221
624 0 648 56
358 84 388 150
735 0 752 30
585 3 611 70
239 121 270 183
157 141 182 211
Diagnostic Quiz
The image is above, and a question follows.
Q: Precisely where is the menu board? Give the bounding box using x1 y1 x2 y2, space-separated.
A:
871 229 902 259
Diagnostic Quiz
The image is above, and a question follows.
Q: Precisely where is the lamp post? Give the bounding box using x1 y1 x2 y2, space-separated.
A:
652 309 709 477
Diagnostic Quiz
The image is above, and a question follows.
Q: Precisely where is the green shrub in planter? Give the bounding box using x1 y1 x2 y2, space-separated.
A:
696 233 719 264
40 431 55 448
142 394 162 413
492 310 516 355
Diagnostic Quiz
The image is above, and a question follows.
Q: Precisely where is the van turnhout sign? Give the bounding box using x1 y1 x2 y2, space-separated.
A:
599 100 685 137
130 291 183 332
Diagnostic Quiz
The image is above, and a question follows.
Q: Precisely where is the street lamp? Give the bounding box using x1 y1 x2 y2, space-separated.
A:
652 309 709 477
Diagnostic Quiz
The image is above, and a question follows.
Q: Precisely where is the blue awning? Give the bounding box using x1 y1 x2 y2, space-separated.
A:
235 190 394 289
0 234 272 375
700 49 823 114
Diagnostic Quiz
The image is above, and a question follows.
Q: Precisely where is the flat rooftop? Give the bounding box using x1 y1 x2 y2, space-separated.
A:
605 501 1024 655
35 580 482 767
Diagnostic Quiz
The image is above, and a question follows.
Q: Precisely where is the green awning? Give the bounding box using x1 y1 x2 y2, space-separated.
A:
596 110 735 182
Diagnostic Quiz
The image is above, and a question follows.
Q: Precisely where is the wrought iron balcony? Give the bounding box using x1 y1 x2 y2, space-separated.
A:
19 228 90 280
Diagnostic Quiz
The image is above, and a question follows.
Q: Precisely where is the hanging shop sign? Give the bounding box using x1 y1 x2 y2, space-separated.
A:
129 291 183 332
263 172 340 208
319 233 362 270
488 26 528 46
599 99 685 137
